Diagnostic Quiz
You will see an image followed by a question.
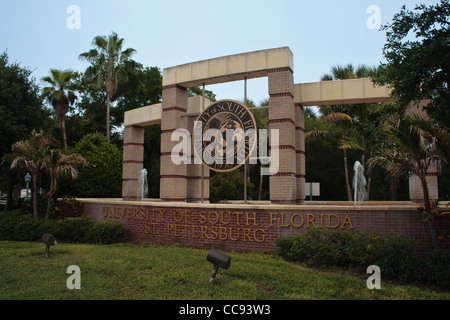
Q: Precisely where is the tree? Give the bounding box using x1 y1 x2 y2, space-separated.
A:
210 169 255 203
373 0 450 128
0 51 55 210
188 86 217 102
367 115 448 249
41 69 77 149
319 64 401 201
321 113 354 201
305 112 352 201
338 102 403 200
65 71 107 144
319 64 375 201
44 148 85 219
79 31 137 141
112 63 163 127
57 133 122 198
5 130 59 218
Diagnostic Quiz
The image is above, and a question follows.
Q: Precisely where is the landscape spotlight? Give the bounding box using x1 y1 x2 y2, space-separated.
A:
207 249 231 282
42 233 57 258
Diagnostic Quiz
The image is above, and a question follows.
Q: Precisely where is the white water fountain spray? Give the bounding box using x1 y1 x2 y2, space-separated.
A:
139 169 148 201
353 161 367 206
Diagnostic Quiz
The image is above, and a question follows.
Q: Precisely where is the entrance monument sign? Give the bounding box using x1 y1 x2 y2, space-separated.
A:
76 47 446 256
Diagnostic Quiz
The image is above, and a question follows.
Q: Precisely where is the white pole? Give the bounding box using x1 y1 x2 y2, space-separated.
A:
354 167 358 206
244 77 248 204
201 83 205 203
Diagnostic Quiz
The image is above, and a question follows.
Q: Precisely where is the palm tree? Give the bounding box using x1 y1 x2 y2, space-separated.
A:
41 69 77 149
338 103 401 199
367 115 448 249
312 112 355 201
319 64 379 201
321 63 372 81
4 130 59 218
79 31 136 141
44 148 86 219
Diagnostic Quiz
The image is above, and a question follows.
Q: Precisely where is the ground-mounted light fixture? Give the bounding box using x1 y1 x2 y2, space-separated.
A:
42 233 57 258
207 249 231 282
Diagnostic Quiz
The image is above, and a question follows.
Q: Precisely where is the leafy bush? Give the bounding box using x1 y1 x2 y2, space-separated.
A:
422 249 450 287
0 215 125 245
276 228 396 268
57 133 122 198
52 197 82 219
55 217 94 243
87 220 125 244
210 169 255 203
0 216 58 242
372 235 419 281
276 228 450 287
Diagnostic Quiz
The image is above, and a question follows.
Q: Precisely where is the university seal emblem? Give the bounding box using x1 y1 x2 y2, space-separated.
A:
193 100 257 172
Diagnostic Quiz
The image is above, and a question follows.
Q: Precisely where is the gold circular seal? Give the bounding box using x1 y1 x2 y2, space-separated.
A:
193 100 257 172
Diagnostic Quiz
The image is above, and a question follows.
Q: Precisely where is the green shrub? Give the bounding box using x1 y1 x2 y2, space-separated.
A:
0 217 19 240
422 249 450 287
276 228 417 271
0 215 125 245
57 133 123 198
54 217 94 243
276 228 450 287
373 235 418 281
0 216 58 242
87 220 125 244
52 197 82 219
275 236 296 261
210 170 255 203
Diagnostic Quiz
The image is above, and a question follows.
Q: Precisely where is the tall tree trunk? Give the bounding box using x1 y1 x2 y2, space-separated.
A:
390 176 398 201
366 176 372 200
344 149 352 201
45 178 56 220
45 195 52 220
61 117 67 149
106 94 111 141
420 173 439 250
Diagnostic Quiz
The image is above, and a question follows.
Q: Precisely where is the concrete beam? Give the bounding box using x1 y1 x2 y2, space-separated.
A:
162 47 294 88
124 96 211 127
294 78 394 106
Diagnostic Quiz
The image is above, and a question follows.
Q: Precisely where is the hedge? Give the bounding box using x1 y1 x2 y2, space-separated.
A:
87 220 125 244
275 228 450 287
0 216 125 245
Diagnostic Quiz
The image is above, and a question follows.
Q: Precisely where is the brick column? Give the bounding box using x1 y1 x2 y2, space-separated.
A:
268 68 296 204
122 125 145 200
295 104 306 204
186 114 210 203
160 85 188 202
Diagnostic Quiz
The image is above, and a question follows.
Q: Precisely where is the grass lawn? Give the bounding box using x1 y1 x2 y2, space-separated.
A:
0 240 449 301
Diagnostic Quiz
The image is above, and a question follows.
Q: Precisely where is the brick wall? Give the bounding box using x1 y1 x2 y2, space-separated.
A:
79 200 445 256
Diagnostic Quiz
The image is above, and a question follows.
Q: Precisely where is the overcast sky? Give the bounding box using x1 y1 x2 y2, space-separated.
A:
0 0 440 106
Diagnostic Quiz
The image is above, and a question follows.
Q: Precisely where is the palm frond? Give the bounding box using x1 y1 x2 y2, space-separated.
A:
339 135 366 151
321 112 353 124
93 36 108 49
305 130 328 142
